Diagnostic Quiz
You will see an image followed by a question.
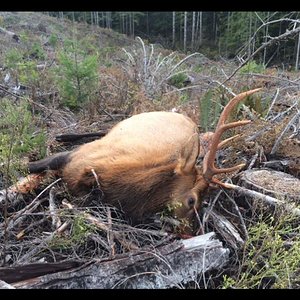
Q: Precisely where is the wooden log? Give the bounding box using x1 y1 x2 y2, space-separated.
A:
10 232 229 289
238 168 300 202
0 280 16 289
206 210 244 250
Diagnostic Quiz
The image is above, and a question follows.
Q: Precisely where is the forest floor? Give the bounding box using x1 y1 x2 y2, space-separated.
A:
0 12 300 289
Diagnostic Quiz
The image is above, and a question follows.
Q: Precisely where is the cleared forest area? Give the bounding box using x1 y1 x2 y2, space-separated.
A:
0 12 299 289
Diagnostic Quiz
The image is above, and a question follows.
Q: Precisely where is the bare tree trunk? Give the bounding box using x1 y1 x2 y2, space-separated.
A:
212 12 216 44
146 12 149 36
263 12 270 65
172 11 176 47
129 12 132 36
109 12 112 29
252 13 257 53
122 13 125 34
90 12 93 25
106 12 109 28
248 12 252 59
199 11 203 46
101 12 105 27
191 11 195 50
295 31 300 71
184 11 187 52
195 12 199 45
132 12 135 38
225 12 231 56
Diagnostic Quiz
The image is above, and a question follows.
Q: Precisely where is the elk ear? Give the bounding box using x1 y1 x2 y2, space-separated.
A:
175 133 200 175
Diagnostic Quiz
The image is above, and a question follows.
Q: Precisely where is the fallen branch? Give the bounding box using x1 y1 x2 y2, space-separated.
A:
206 210 244 250
10 232 229 289
223 24 300 84
16 221 71 265
0 178 62 236
225 171 300 216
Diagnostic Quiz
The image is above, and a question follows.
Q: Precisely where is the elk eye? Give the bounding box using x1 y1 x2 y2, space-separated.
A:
187 197 196 208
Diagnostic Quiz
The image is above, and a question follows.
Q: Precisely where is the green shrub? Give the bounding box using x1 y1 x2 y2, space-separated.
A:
48 33 58 47
50 213 97 250
56 39 98 110
0 99 46 183
169 73 189 89
5 48 40 86
28 42 45 60
199 89 223 132
239 60 265 74
222 211 300 289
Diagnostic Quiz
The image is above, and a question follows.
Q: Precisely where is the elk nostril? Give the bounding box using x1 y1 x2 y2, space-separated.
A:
187 197 195 208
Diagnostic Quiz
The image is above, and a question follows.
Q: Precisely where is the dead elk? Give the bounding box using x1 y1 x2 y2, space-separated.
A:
0 89 261 233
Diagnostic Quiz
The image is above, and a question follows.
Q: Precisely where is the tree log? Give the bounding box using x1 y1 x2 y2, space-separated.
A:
239 168 300 202
9 232 229 289
0 280 16 289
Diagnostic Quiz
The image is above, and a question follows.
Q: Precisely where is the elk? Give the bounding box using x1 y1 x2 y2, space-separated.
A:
0 89 261 233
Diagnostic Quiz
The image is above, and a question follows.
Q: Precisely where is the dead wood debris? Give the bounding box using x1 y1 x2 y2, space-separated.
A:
3 232 229 289
1 59 300 288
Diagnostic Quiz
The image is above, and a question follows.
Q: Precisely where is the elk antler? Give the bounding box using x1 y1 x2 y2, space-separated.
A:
202 88 262 188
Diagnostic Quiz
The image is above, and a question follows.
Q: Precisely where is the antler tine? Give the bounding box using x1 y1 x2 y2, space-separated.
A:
215 88 262 130
203 88 262 183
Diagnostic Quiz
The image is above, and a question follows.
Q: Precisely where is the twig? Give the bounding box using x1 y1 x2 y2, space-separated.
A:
49 187 61 229
194 206 204 235
3 178 62 232
224 183 300 217
270 102 298 122
16 217 49 240
270 111 300 155
247 144 264 170
222 190 249 240
107 207 116 257
61 200 139 251
202 189 224 227
17 221 71 264
266 88 280 118
98 107 115 121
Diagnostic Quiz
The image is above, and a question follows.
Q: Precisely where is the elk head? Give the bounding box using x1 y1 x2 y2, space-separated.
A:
165 88 262 233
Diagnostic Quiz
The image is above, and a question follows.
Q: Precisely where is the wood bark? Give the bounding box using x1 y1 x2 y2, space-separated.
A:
7 232 229 289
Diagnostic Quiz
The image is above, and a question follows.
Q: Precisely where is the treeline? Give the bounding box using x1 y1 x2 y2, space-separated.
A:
44 11 300 68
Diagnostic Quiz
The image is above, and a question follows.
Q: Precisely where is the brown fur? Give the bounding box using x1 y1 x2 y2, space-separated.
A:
60 111 206 224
